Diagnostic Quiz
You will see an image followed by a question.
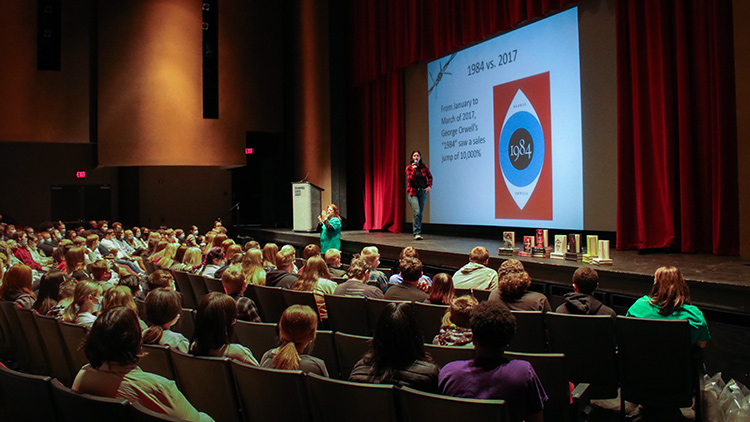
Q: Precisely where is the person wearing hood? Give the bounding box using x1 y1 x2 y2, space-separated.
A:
555 267 616 316
452 246 498 290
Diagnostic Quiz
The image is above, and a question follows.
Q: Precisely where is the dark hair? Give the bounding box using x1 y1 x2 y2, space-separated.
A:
303 244 321 260
205 247 225 266
147 269 173 291
32 270 66 315
83 307 142 368
190 292 237 356
399 257 423 282
363 302 429 380
470 301 516 350
411 150 425 168
143 288 183 345
118 275 141 296
572 267 599 295
428 273 455 305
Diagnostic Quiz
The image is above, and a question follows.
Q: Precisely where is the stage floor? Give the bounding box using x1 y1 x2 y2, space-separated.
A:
241 228 750 314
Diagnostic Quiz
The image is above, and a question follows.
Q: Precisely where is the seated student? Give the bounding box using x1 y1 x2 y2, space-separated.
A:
260 305 328 376
199 248 225 279
626 266 710 347
143 288 190 353
439 301 547 422
489 260 551 312
33 270 67 315
388 247 432 290
145 269 175 295
262 243 279 271
452 246 497 291
427 273 454 305
350 302 439 392
360 246 389 292
555 267 616 316
265 251 299 289
190 292 259 365
89 259 118 291
46 280 76 319
333 255 384 298
63 281 103 327
292 256 337 318
433 295 478 347
0 264 36 309
298 244 321 273
221 265 261 322
383 257 429 302
214 247 243 279
72 307 212 422
101 285 148 330
324 249 347 278
241 248 266 287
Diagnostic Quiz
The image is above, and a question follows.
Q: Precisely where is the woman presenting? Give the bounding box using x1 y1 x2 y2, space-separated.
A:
406 150 432 240
318 204 342 254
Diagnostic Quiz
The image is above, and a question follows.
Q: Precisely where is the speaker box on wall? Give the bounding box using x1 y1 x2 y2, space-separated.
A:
202 0 218 118
38 0 62 71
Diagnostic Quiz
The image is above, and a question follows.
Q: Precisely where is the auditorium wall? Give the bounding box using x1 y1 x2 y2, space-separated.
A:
735 0 750 259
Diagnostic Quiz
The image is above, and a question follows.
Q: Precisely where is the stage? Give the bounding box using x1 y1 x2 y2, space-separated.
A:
240 227 750 315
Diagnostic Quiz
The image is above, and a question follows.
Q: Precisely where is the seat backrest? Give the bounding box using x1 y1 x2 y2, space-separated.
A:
187 274 209 304
169 349 242 422
172 271 197 309
0 301 31 370
423 344 475 369
134 298 148 322
546 312 618 399
505 352 571 422
58 321 90 374
0 363 58 422
130 401 187 422
203 276 224 293
282 290 320 319
232 320 279 358
412 302 448 341
472 289 492 302
334 332 372 379
231 361 313 422
365 298 408 332
34 312 75 385
252 285 287 323
324 295 369 336
398 385 509 422
507 310 547 352
50 378 131 422
139 344 176 381
308 330 341 379
615 316 695 407
0 304 14 359
15 307 49 375
305 372 399 422
172 308 195 340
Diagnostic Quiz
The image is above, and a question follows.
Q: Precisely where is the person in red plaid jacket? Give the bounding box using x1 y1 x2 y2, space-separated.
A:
405 150 432 240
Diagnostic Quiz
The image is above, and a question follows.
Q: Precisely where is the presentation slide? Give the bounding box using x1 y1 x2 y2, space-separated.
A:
427 7 582 230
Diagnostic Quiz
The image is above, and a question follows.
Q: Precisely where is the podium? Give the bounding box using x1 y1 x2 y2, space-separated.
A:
292 182 323 232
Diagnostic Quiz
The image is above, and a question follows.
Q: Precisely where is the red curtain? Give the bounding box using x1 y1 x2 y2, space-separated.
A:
616 1 739 254
347 0 579 232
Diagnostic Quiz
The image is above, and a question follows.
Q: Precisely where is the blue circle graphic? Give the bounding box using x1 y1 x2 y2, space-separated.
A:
498 111 545 187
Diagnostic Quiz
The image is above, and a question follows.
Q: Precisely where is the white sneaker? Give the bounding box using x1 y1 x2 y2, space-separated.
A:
414 234 423 240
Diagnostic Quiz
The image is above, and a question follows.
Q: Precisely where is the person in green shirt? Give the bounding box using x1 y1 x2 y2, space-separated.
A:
318 204 341 254
626 266 710 347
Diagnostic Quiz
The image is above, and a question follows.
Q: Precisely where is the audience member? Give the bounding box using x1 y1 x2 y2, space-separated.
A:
388 247 432 290
626 266 710 347
262 243 278 271
63 281 103 327
490 262 550 312
427 273 455 305
199 248 225 278
33 270 66 315
361 246 389 292
240 248 266 286
101 285 147 330
146 269 175 294
433 295 477 346
439 300 547 422
65 246 88 276
292 256 336 318
333 255 383 298
221 266 261 322
143 288 189 353
452 246 497 290
73 307 212 421
555 267 616 316
260 305 328 376
324 248 347 278
118 275 143 299
265 251 299 289
89 259 118 291
10 232 43 271
0 264 36 308
190 292 258 365
243 240 260 251
349 302 439 392
384 257 428 302
46 280 76 319
176 247 202 273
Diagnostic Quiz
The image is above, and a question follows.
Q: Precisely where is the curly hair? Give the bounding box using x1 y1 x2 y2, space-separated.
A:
497 259 525 281
498 271 531 301
470 300 516 349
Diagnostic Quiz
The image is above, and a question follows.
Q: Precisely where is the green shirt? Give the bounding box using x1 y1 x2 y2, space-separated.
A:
626 295 710 344
320 217 341 254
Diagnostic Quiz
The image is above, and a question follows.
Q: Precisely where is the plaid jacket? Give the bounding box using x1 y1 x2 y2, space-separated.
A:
406 164 433 196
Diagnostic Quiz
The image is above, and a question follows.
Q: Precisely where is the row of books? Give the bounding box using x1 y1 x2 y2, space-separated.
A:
498 230 613 265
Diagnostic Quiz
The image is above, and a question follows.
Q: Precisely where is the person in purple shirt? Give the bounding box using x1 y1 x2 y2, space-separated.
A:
438 300 547 422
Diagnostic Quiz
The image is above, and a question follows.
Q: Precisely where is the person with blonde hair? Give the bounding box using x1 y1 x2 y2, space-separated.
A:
334 255 383 298
0 264 36 309
155 243 178 269
262 243 279 270
101 285 147 330
361 246 388 292
63 281 103 327
260 305 328 376
241 248 266 286
176 247 202 273
626 266 709 347
266 250 299 289
292 256 336 318
324 248 346 278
